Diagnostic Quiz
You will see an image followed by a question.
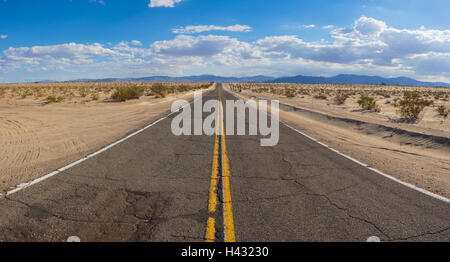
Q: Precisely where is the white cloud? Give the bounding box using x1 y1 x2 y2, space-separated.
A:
302 24 316 29
4 43 118 59
113 41 146 57
172 25 252 34
251 17 450 80
0 43 122 73
1 16 450 82
148 0 183 8
354 16 387 36
151 35 240 57
0 35 7 39
131 40 143 46
322 25 334 29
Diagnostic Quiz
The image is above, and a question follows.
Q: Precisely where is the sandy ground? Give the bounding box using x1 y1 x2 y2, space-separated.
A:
224 84 450 199
0 84 214 194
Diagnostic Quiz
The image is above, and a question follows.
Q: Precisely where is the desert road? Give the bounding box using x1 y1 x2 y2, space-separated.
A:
0 84 449 242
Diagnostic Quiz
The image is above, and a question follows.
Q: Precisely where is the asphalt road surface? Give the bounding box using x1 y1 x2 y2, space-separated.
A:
0 84 449 242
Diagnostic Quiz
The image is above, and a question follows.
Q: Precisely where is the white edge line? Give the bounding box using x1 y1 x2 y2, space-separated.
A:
281 121 450 204
3 91 208 197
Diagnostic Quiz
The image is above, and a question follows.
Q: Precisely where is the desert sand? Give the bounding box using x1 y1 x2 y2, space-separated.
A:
225 83 450 198
0 82 214 194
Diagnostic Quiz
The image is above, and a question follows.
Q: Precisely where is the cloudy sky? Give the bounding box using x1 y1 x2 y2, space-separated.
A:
0 0 449 83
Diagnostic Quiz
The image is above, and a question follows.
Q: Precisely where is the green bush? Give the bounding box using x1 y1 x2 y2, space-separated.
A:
357 96 380 112
398 91 432 120
111 86 144 101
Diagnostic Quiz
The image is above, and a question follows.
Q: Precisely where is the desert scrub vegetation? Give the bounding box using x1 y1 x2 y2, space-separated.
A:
374 90 391 98
437 105 449 117
0 81 212 103
149 82 212 98
46 95 64 103
91 93 99 101
284 88 297 98
397 91 433 120
110 86 144 101
357 96 380 112
334 92 349 105
150 83 169 98
313 94 327 100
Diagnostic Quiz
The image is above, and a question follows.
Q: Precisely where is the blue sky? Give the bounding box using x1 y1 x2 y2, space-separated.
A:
0 0 449 83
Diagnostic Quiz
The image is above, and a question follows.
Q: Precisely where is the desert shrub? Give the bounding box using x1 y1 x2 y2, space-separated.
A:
111 86 144 101
177 84 191 92
284 88 297 98
80 88 88 97
151 83 168 97
46 95 64 103
392 98 400 107
433 91 448 100
357 96 380 112
313 94 327 100
46 96 57 103
91 94 99 101
375 90 391 98
437 105 449 117
334 92 349 105
398 91 433 120
297 88 310 96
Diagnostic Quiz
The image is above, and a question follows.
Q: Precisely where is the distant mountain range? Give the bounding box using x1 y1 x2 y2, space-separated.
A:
266 74 450 87
38 74 450 88
67 75 275 84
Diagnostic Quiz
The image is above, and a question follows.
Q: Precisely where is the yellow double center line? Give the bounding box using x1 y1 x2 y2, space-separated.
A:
205 87 236 242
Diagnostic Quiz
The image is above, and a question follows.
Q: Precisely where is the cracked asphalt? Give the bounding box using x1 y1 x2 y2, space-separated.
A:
0 84 449 242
